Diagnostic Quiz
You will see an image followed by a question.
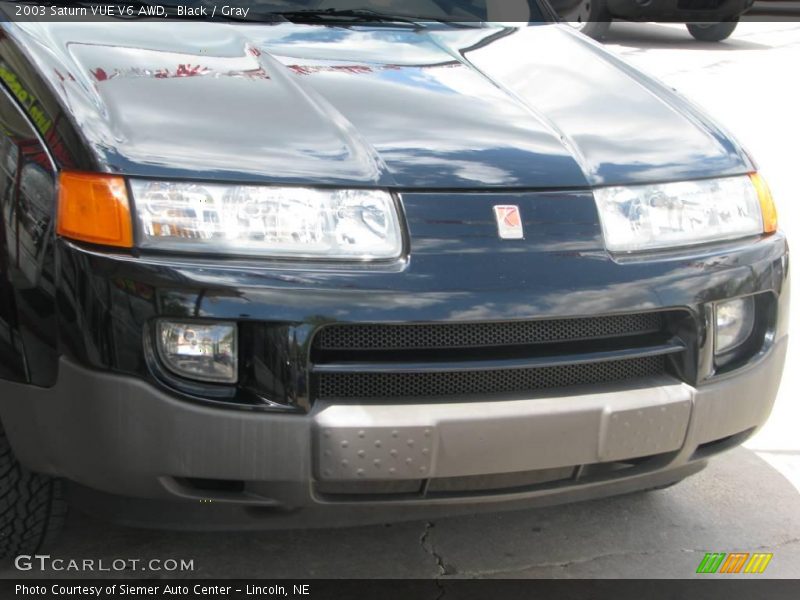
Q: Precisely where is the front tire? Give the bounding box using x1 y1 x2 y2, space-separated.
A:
561 0 612 40
686 21 739 42
0 425 66 558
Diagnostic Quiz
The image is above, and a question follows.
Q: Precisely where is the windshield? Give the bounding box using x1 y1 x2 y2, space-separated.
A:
139 0 548 22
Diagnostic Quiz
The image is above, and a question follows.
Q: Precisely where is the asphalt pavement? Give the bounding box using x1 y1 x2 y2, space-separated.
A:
2 22 798 580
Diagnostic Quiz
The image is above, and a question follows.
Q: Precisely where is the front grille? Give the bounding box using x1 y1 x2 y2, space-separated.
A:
314 313 662 351
311 311 686 403
317 356 666 400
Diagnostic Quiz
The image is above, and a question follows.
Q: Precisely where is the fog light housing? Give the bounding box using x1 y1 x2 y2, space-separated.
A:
714 297 755 355
156 320 238 384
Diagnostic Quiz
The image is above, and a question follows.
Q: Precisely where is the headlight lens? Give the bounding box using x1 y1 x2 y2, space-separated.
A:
130 181 403 260
594 175 770 252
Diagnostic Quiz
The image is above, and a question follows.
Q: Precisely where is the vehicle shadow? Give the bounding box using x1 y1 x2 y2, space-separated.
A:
603 22 772 50
1 447 797 578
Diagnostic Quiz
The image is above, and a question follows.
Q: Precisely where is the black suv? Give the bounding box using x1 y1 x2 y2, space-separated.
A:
553 0 755 40
0 0 788 556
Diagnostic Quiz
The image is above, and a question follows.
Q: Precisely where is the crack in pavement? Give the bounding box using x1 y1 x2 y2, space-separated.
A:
457 537 800 578
420 522 456 586
745 537 800 552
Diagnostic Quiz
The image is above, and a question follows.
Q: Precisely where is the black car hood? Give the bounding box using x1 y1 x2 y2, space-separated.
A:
15 21 751 188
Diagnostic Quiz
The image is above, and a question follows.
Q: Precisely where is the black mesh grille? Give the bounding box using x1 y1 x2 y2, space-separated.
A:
314 313 663 352
316 356 666 400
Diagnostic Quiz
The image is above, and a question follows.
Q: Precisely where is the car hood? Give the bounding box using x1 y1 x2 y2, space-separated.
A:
15 21 751 188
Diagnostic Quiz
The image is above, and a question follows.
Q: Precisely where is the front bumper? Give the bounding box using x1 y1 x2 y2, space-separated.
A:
0 334 786 529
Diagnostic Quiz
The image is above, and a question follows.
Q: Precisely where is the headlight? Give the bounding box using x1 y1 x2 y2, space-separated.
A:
594 174 777 253
129 181 403 260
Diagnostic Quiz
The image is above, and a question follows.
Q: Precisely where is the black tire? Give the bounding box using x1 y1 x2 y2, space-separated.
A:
560 0 612 40
686 21 739 42
0 424 66 559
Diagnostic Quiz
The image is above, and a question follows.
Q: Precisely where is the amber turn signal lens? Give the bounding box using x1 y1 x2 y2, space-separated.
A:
57 171 133 248
750 172 778 235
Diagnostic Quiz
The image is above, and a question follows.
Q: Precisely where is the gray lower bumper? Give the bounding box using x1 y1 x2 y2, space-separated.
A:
0 336 787 528
314 379 692 482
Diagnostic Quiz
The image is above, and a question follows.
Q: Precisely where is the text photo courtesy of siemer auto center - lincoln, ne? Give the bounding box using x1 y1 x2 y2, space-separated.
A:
0 0 798 597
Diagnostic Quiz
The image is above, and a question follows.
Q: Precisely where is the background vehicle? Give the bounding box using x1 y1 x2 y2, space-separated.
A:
551 0 754 40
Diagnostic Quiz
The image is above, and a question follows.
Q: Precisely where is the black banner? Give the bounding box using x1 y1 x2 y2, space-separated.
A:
3 580 800 600
2 1 800 24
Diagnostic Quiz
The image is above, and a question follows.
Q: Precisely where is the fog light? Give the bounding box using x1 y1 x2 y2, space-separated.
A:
156 320 237 383
715 297 755 355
